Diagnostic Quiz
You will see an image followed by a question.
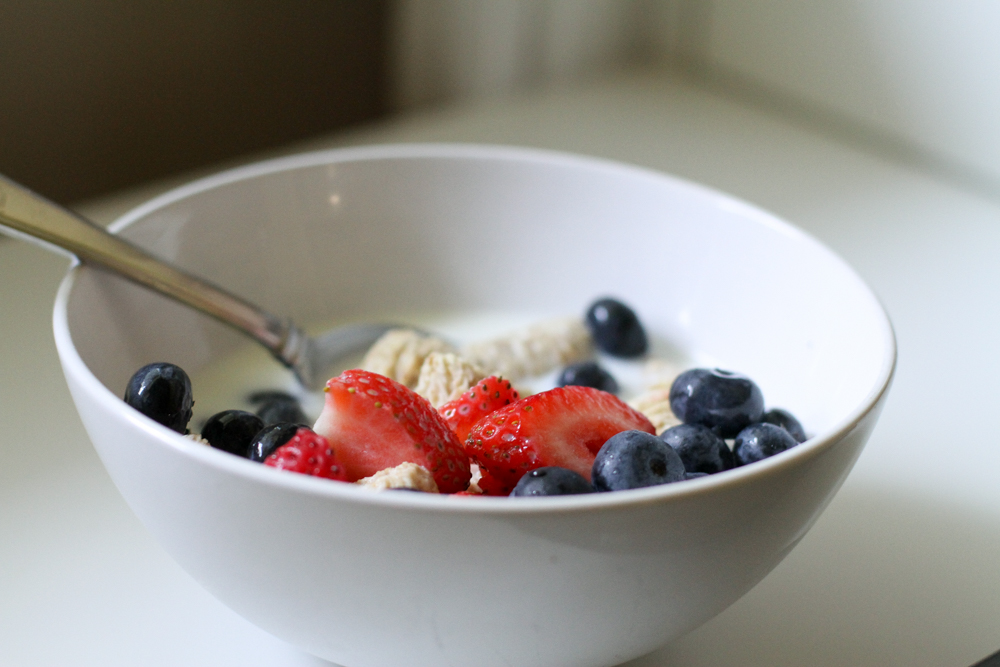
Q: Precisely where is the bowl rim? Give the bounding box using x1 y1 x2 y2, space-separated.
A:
52 142 897 515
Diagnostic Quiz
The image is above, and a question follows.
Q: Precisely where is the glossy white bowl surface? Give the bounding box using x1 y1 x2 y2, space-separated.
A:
53 144 895 667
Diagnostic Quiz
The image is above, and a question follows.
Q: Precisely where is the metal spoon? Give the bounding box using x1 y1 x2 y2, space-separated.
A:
0 174 395 390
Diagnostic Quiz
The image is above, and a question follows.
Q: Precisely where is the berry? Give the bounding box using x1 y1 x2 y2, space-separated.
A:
124 362 194 434
438 376 519 442
249 390 307 426
760 408 807 443
733 423 798 466
465 385 655 495
591 430 686 491
669 368 764 438
557 361 619 394
685 471 709 480
660 423 734 475
510 467 595 497
313 369 470 493
263 427 348 481
247 389 297 404
248 422 301 462
585 297 648 357
201 410 264 457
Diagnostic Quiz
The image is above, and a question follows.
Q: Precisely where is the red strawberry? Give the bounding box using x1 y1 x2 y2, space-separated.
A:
263 427 349 481
313 369 471 493
465 385 655 495
439 376 520 442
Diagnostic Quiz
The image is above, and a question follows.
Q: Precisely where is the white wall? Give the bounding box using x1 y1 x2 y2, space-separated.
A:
389 0 657 108
390 0 708 108
704 0 1000 189
392 0 1000 193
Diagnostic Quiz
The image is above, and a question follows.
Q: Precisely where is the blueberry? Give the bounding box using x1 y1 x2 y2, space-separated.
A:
760 408 807 443
733 423 798 466
684 471 709 480
124 362 194 434
248 389 295 403
509 467 595 497
660 423 734 475
669 368 764 438
202 410 264 458
557 361 619 394
247 422 303 462
256 397 307 426
591 430 685 492
585 297 648 358
247 390 307 426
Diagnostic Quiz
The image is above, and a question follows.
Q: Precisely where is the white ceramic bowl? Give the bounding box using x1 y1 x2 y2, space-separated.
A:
53 144 895 667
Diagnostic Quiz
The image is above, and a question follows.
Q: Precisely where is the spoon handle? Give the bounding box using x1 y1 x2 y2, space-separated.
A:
0 174 303 365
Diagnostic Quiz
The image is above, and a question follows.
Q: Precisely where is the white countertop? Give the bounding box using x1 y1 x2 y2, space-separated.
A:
3 69 999 666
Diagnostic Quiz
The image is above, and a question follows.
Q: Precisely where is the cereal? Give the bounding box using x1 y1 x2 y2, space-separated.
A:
413 352 486 408
185 433 211 446
466 464 483 495
168 296 805 497
355 462 440 493
628 385 682 435
460 316 592 380
643 358 683 388
360 329 455 388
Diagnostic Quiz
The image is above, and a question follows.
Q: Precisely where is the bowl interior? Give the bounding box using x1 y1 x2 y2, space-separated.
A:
63 145 891 441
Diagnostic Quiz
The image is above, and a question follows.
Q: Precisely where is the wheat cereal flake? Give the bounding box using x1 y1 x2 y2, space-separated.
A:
414 352 487 408
460 316 593 381
356 462 440 493
360 329 455 388
628 385 682 435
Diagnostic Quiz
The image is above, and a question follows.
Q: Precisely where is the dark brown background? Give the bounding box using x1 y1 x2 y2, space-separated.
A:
0 0 390 203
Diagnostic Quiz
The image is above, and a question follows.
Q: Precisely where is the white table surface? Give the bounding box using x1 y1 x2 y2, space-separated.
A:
3 69 1000 667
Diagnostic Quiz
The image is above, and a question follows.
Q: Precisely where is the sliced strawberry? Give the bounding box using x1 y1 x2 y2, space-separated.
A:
465 385 655 495
313 369 471 493
263 427 349 482
438 376 519 442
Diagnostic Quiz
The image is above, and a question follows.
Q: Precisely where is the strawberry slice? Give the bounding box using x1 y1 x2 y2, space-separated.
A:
263 427 349 482
465 385 655 495
313 369 471 493
438 376 519 442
